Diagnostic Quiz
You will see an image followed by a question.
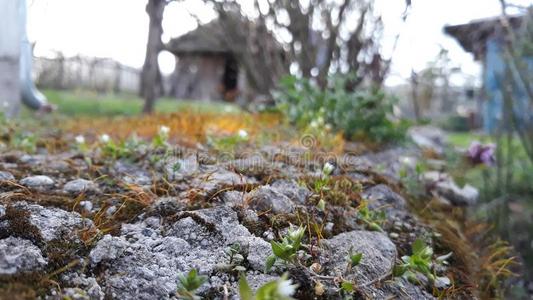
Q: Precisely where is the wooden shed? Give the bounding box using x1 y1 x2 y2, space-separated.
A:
166 19 249 102
445 15 533 133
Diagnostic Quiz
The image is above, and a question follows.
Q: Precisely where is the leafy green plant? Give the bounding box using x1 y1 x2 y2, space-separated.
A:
176 269 207 300
239 273 297 300
152 125 170 148
393 239 451 288
74 135 88 153
207 129 249 153
11 132 37 153
265 226 306 272
275 75 408 144
99 133 146 160
312 162 335 194
357 201 385 232
216 243 246 273
346 247 363 270
340 280 354 294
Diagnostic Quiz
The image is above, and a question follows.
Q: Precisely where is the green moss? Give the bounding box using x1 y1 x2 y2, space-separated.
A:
2 206 42 245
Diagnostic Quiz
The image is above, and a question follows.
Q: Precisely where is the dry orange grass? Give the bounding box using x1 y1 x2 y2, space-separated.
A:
62 111 281 145
58 110 347 153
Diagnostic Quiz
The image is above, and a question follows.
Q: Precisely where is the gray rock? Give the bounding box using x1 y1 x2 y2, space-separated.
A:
270 180 310 204
0 171 15 181
192 168 255 195
322 231 396 286
89 235 128 265
63 179 98 194
113 161 152 186
3 202 96 243
362 184 408 217
60 288 93 300
0 237 47 274
164 155 198 181
151 197 186 216
19 154 43 164
220 190 245 207
226 155 268 176
408 125 448 154
359 277 435 299
360 147 420 180
424 171 479 206
246 185 295 214
20 175 55 189
90 206 271 299
79 201 94 213
60 272 104 300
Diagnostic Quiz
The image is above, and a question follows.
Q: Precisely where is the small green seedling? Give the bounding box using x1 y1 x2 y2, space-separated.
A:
316 199 326 211
340 281 354 293
177 269 207 300
239 273 297 300
266 225 306 272
393 239 452 288
217 243 246 272
346 247 363 270
357 201 385 232
152 125 170 148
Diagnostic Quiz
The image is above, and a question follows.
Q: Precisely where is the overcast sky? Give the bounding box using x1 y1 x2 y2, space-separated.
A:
27 0 533 86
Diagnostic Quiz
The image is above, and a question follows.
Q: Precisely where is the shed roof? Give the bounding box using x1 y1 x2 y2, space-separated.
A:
444 15 525 60
166 20 232 55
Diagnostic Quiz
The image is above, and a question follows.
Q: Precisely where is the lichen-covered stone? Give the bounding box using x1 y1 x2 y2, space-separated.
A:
20 175 54 189
63 179 98 195
270 180 310 204
246 185 295 214
0 171 15 181
193 168 254 194
362 184 408 217
2 202 96 243
0 237 47 275
424 171 479 206
89 206 271 299
60 272 104 300
322 230 396 287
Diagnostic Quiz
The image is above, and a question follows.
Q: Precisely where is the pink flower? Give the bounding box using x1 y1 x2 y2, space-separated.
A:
467 141 495 166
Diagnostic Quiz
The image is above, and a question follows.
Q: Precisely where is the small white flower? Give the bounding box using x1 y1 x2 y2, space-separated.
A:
79 200 93 212
159 125 170 136
288 226 305 242
309 120 319 128
277 277 297 297
99 134 111 143
237 129 248 139
322 162 335 176
74 135 85 144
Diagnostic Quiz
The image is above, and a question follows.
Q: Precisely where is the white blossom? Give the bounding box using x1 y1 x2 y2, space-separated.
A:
238 129 248 139
74 135 85 144
322 162 335 176
99 134 111 143
277 278 297 297
159 125 170 136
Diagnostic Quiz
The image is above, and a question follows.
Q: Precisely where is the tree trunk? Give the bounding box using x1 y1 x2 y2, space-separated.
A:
410 71 421 122
141 0 165 114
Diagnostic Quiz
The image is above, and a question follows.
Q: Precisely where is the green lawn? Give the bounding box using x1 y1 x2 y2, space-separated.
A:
24 89 241 117
446 131 491 148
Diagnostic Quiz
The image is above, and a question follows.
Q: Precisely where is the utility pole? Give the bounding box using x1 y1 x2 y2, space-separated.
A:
0 0 22 117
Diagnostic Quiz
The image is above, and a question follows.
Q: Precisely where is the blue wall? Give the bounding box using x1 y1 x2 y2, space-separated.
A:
484 37 533 133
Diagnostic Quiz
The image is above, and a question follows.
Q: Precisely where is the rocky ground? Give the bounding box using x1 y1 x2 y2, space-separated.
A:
0 126 494 299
